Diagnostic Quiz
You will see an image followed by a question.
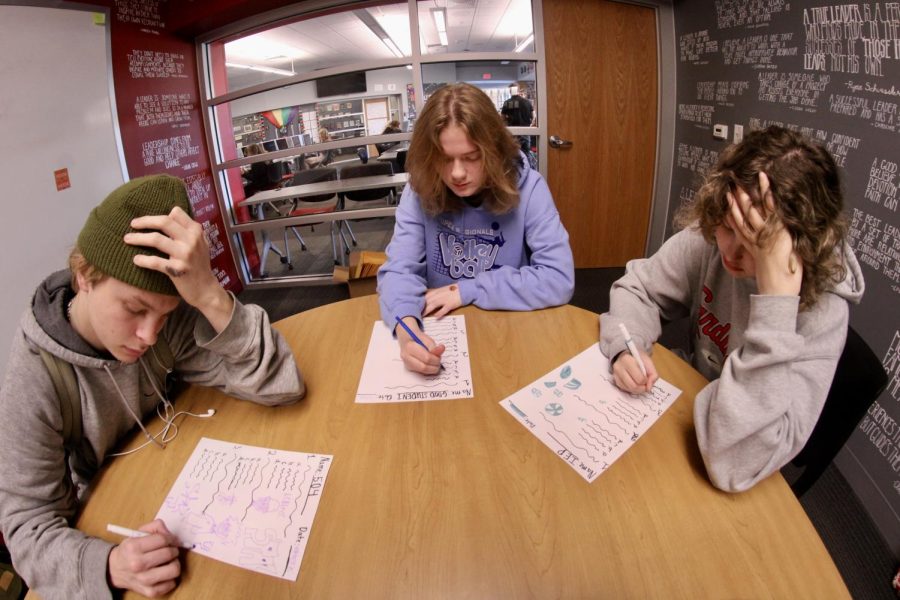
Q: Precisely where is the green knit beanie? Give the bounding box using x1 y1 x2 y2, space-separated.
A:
77 174 192 296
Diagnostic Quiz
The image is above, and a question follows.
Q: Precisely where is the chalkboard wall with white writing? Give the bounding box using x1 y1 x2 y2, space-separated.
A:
672 0 900 549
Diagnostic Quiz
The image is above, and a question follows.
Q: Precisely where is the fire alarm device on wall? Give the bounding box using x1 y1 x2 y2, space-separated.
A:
713 124 728 140
54 168 71 191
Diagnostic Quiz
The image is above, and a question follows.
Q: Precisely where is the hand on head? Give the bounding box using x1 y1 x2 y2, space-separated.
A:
108 519 182 597
611 349 658 394
396 317 445 375
424 284 462 318
726 172 803 297
124 207 234 332
124 207 216 304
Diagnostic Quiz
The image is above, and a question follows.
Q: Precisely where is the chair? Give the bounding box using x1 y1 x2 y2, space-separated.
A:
395 148 408 173
293 154 309 173
788 326 888 496
246 162 293 277
336 162 396 251
280 168 342 268
244 161 285 196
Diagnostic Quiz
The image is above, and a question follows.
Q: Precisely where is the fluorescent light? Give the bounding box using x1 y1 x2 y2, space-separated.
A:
382 37 403 57
432 8 448 46
514 33 534 53
226 62 295 76
355 8 407 58
225 34 304 62
432 8 446 30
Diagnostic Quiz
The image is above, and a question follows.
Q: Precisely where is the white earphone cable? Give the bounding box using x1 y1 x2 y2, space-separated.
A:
106 356 215 457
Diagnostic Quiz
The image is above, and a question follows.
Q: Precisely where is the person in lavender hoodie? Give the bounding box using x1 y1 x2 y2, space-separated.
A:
377 83 574 375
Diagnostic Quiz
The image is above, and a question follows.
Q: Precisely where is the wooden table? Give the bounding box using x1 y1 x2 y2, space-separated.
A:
68 296 849 598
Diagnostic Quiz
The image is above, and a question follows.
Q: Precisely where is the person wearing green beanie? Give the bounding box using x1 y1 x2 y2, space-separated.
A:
0 174 305 600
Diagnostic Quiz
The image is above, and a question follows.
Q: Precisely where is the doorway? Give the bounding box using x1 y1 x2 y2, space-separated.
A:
543 0 658 267
364 98 390 136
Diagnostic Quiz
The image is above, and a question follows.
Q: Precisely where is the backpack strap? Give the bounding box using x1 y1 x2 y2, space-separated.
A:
38 348 82 450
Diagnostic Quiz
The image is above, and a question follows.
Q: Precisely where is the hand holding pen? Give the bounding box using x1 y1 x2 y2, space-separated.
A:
106 519 185 597
395 316 445 375
611 323 658 394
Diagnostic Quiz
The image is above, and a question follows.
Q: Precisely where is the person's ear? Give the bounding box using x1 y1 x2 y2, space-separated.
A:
75 269 92 293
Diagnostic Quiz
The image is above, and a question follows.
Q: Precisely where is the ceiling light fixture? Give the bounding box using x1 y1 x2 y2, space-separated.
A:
514 33 534 53
382 37 404 58
225 35 304 62
432 8 448 46
355 9 405 58
225 62 296 76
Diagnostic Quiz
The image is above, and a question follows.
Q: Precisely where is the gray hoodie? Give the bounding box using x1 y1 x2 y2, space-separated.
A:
600 227 864 492
0 270 305 599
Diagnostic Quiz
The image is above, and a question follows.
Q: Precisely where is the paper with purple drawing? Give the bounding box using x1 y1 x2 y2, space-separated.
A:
356 315 473 403
155 437 332 580
500 344 681 483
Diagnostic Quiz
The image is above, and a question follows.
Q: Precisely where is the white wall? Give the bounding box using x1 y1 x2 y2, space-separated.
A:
0 6 125 373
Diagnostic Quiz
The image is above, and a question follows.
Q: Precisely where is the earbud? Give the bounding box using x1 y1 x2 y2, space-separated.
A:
203 409 216 417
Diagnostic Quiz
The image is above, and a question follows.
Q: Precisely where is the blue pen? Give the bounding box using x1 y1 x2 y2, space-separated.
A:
395 316 444 371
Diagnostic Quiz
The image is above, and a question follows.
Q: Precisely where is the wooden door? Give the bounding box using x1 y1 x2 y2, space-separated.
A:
544 0 658 267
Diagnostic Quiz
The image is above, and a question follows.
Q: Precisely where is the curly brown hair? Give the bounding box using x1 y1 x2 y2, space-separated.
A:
675 125 848 309
406 83 522 216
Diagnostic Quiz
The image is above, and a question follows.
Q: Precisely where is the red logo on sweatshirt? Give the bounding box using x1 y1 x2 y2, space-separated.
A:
697 286 730 356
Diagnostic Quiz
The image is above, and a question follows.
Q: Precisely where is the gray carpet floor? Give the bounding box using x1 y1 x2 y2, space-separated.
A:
239 266 897 598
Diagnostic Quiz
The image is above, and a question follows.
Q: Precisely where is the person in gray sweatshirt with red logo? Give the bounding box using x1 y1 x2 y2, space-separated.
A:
0 174 305 599
600 126 864 493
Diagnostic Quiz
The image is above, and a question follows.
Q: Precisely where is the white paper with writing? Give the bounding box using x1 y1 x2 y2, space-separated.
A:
155 437 332 580
356 315 473 402
500 344 681 483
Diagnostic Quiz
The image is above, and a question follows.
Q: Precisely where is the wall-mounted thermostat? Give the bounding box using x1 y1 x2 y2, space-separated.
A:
713 124 728 140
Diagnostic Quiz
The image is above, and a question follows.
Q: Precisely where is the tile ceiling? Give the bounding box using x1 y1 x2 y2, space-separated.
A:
223 0 533 89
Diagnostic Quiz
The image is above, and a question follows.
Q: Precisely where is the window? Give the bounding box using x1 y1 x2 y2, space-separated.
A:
417 0 534 55
202 0 540 285
214 4 412 95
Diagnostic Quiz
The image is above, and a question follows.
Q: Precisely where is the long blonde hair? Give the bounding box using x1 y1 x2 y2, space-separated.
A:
407 83 522 215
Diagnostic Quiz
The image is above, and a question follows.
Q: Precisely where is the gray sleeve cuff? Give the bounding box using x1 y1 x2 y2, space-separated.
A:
80 537 116 600
193 293 254 355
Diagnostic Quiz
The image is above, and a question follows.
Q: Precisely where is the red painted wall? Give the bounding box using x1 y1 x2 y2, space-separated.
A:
97 0 252 292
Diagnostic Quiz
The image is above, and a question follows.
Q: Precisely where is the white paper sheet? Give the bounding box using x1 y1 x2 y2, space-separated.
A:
500 344 681 483
155 437 332 580
356 315 473 403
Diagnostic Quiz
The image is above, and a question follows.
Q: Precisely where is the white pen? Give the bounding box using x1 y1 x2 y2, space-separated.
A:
106 523 194 550
618 323 648 378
